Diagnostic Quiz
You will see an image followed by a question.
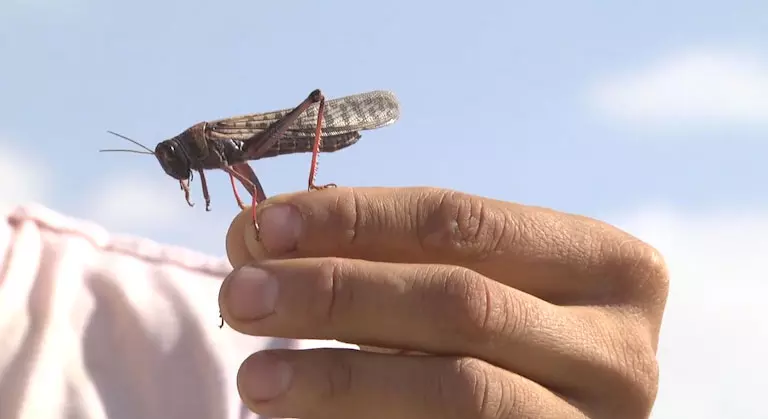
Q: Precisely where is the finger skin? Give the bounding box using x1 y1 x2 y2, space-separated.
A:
223 187 669 418
219 257 660 412
226 204 267 266
237 349 586 419
228 187 667 313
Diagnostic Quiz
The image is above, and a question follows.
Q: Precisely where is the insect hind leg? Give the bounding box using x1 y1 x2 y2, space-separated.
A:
228 173 247 209
307 95 338 191
223 164 268 240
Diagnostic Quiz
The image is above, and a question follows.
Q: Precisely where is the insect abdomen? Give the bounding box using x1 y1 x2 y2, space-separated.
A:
259 132 362 159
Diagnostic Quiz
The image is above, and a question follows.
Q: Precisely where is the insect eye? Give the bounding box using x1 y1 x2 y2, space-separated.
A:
159 144 177 161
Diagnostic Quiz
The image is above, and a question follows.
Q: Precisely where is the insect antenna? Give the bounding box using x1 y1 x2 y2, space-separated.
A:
99 130 155 155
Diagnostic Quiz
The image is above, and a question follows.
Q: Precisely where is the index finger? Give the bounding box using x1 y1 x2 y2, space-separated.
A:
226 187 664 303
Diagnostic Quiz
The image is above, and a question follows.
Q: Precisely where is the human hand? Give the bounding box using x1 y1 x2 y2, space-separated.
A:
219 187 668 419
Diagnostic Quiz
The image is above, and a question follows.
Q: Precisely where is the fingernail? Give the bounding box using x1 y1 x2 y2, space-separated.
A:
226 266 278 320
258 204 302 254
239 352 293 402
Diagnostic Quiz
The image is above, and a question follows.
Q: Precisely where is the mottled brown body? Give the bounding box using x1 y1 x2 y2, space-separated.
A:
168 121 363 172
103 89 400 213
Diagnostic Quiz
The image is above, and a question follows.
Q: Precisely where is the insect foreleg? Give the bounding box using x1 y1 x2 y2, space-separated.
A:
179 180 194 207
197 169 212 211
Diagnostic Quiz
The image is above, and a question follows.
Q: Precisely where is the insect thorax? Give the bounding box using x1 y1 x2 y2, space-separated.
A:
178 122 210 160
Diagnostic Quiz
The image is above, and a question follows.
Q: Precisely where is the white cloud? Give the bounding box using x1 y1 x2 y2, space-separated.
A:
82 169 240 256
0 141 49 213
588 47 768 127
85 171 187 233
611 209 768 418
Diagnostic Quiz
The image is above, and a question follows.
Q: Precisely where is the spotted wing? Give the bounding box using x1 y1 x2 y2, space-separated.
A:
206 90 401 143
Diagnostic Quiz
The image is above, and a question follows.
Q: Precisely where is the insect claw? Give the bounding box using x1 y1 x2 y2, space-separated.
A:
218 312 224 328
253 221 261 241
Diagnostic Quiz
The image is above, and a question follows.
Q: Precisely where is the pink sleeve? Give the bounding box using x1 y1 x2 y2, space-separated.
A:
0 204 355 419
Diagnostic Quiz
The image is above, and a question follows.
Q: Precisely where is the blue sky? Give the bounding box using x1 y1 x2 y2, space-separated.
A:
1 1 767 417
2 0 766 234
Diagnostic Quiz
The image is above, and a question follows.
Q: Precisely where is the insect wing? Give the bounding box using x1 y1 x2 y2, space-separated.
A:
206 90 401 142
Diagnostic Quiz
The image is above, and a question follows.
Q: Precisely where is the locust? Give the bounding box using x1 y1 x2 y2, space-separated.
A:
100 89 401 236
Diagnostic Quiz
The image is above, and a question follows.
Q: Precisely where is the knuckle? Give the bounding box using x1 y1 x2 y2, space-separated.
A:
584 319 661 418
609 236 671 305
329 188 362 247
319 350 355 403
309 257 352 327
436 358 508 419
424 266 507 345
417 189 511 260
346 188 364 246
619 239 669 282
611 334 661 415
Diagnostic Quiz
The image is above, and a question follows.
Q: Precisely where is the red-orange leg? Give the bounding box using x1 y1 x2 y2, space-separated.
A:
228 173 247 209
307 97 338 192
224 166 264 241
